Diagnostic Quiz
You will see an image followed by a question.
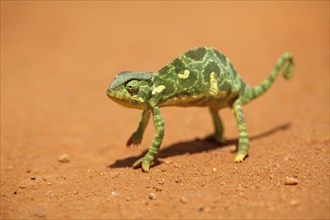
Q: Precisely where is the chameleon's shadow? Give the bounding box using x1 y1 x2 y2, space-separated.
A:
108 123 290 169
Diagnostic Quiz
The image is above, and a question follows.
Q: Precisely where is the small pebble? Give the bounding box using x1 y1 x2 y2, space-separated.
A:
153 186 162 192
58 154 70 163
19 185 26 189
126 197 130 201
31 177 36 180
175 179 182 183
149 193 156 200
180 196 188 204
110 172 119 179
174 163 181 168
197 205 204 212
229 145 237 153
111 191 117 196
285 176 299 185
290 200 299 206
47 191 54 197
212 168 217 172
158 178 165 185
237 184 244 192
34 212 47 218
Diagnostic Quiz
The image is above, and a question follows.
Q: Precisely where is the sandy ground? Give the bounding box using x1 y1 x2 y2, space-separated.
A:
1 2 329 219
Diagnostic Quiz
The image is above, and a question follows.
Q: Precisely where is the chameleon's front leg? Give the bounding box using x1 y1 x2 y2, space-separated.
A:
132 106 164 172
232 99 249 162
127 109 150 146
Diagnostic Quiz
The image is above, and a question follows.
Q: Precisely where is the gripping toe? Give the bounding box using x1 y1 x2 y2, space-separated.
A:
234 154 247 163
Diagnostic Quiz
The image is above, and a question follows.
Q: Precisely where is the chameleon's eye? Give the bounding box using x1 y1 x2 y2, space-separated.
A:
125 80 140 95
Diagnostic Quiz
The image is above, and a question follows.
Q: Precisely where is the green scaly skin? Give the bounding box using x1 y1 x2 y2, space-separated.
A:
107 47 295 172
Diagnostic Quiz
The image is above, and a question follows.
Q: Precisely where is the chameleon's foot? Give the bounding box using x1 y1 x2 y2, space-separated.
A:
132 157 154 172
126 132 142 147
204 134 226 144
234 153 248 163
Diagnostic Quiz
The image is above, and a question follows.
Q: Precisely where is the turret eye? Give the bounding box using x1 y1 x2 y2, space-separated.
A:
125 80 140 95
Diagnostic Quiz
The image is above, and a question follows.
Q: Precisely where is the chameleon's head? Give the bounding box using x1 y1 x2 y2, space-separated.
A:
107 71 153 109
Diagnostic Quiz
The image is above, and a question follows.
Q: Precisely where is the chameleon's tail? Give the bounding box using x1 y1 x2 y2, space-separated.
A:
240 52 295 104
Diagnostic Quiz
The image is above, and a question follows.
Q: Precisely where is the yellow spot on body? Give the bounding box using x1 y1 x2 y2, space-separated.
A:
209 72 218 95
152 85 166 95
138 97 144 102
178 70 190 79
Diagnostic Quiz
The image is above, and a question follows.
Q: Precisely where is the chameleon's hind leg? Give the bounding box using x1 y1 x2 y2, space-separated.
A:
232 99 249 162
207 107 226 144
132 106 164 172
127 109 150 146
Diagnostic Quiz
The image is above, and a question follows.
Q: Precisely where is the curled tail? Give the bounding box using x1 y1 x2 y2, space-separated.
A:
240 52 295 104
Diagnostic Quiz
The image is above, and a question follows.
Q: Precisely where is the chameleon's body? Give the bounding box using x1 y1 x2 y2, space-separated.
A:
107 47 294 172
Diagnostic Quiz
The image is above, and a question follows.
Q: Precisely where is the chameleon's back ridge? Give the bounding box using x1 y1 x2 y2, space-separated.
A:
153 47 243 108
107 47 295 172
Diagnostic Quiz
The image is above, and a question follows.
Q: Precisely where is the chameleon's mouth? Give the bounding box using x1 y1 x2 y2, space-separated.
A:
107 88 119 99
106 89 112 98
107 89 131 107
107 89 145 110
107 91 124 105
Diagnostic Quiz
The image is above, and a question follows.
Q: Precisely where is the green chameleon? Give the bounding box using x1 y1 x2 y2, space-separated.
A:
107 47 294 172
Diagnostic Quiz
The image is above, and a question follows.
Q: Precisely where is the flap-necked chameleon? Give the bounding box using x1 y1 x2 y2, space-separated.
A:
107 47 295 172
